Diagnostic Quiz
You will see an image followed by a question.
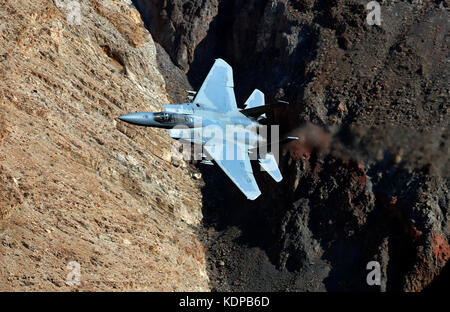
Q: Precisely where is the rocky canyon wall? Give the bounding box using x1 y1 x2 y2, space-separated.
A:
0 0 208 291
134 0 449 291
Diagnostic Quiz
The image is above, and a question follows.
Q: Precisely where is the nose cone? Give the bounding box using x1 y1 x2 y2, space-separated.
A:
118 112 155 126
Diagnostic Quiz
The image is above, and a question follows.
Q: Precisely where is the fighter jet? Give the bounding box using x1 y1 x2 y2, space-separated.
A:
118 59 294 200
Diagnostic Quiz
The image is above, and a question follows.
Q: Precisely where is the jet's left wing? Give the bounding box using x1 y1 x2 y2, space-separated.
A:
193 59 238 113
203 139 261 200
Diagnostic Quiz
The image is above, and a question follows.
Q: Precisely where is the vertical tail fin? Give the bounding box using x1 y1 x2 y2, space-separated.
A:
244 89 266 119
245 89 265 108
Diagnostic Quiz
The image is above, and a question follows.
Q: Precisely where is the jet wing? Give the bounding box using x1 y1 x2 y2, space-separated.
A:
193 59 238 113
203 139 261 200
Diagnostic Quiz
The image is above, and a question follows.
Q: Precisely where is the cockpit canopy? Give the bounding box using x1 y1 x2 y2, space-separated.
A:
153 112 190 124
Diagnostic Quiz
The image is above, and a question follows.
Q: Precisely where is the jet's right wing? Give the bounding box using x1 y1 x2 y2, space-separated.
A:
193 59 238 113
203 139 261 200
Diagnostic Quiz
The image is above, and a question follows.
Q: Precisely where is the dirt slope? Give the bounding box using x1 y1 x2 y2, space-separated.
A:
0 0 208 291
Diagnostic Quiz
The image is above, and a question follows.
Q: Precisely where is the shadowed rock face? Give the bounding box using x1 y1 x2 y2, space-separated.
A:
135 0 449 291
0 0 209 291
133 0 220 72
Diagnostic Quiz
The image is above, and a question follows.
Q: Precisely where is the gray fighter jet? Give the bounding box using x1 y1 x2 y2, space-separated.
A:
118 59 293 200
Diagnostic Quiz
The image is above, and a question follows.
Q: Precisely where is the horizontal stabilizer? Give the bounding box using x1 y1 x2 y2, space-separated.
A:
259 154 282 182
240 101 288 118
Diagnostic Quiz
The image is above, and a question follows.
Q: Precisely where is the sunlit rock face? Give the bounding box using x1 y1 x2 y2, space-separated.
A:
0 0 208 291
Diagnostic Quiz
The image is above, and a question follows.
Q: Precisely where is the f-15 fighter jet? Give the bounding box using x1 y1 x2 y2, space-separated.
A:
118 59 294 200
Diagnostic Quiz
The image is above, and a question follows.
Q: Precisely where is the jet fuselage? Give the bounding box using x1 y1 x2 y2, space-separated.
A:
118 103 265 149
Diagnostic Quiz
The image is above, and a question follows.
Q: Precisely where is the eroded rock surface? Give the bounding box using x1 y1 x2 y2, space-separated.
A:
0 0 208 291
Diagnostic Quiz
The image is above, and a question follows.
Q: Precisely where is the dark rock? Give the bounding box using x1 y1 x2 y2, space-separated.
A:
134 0 449 291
